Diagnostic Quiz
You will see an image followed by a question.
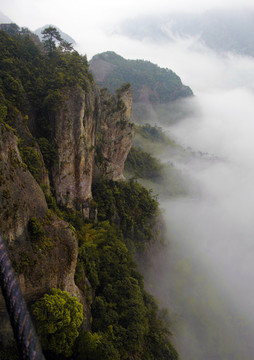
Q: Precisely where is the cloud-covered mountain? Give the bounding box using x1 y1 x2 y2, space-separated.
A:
34 24 76 45
118 7 254 57
0 10 13 24
90 51 193 104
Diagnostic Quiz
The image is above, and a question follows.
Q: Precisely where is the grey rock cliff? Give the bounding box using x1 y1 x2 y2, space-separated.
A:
94 86 134 180
51 84 134 215
0 80 134 341
52 86 98 213
0 122 82 340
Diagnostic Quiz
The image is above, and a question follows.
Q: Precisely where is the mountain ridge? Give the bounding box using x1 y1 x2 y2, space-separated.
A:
119 7 254 57
90 51 193 105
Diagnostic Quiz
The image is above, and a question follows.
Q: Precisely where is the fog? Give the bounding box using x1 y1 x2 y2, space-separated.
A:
158 87 254 358
116 33 254 358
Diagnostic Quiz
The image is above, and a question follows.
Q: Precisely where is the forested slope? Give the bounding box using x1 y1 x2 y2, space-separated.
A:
0 26 178 360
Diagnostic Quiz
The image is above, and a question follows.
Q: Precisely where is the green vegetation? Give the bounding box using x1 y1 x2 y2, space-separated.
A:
116 81 131 95
92 179 159 251
136 123 173 143
133 123 181 153
32 288 83 357
12 250 37 274
0 27 179 360
37 137 58 169
32 185 178 360
90 51 193 103
0 28 92 138
77 222 147 358
28 217 46 239
28 217 53 252
125 124 187 198
125 146 163 179
18 142 43 182
41 26 74 55
75 221 178 360
0 25 93 187
42 26 62 54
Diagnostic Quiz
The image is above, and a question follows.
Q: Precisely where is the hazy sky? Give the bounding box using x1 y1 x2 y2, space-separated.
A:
1 0 254 59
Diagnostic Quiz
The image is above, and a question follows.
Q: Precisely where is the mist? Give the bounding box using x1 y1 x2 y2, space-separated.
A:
114 31 254 359
2 0 254 357
77 13 254 356
159 89 254 358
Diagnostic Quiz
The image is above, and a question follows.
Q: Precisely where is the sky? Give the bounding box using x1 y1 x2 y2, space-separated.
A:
1 0 254 60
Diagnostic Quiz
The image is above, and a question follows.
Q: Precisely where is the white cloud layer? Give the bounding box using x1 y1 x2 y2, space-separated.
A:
139 40 254 359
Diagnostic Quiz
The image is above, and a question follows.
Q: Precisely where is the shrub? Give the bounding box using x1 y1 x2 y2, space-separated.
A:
32 288 84 357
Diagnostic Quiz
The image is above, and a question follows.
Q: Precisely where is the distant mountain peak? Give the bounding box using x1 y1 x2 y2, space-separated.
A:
0 11 13 24
90 51 193 105
34 24 76 45
119 7 254 57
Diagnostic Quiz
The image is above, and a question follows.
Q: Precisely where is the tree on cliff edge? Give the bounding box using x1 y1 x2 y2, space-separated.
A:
42 26 74 54
42 26 62 55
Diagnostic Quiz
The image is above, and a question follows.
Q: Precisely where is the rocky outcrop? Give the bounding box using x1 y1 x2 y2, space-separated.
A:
12 112 50 187
52 86 98 214
0 122 82 340
51 84 134 215
0 122 47 244
94 85 134 180
0 31 136 350
0 80 134 301
0 78 134 342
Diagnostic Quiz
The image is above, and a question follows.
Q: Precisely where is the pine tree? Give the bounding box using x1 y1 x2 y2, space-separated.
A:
41 26 62 55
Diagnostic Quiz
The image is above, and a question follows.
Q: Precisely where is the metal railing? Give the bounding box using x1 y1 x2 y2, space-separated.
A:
0 234 45 360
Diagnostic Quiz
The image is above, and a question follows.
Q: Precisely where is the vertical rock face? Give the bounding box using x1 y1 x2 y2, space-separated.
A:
10 112 50 188
94 85 134 180
52 84 134 211
0 81 134 341
0 81 134 295
0 122 47 244
52 86 98 212
0 122 81 340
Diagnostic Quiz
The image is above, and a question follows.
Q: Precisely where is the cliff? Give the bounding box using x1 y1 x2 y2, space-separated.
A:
51 84 134 216
0 28 178 360
0 29 134 342
93 84 134 181
0 121 81 340
51 86 97 212
0 93 133 328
